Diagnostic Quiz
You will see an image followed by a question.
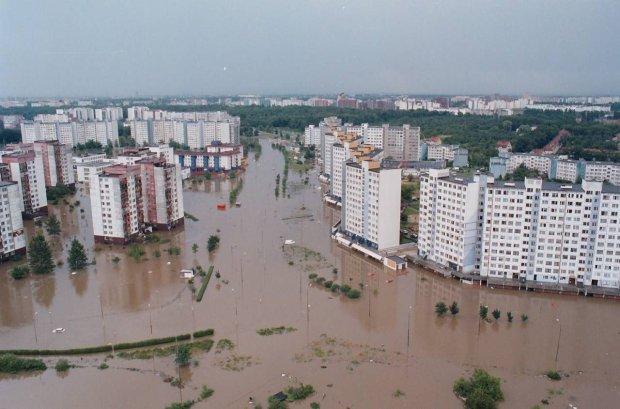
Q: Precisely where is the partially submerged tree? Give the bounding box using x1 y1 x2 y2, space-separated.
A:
28 233 54 275
68 238 88 270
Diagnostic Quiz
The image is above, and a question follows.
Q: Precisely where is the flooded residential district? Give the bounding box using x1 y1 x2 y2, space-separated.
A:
0 140 619 409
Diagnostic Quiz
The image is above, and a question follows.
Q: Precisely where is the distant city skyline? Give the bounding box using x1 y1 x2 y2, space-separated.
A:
1 0 619 97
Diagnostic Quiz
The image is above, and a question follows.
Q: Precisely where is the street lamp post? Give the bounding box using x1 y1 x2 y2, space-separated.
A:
554 318 562 366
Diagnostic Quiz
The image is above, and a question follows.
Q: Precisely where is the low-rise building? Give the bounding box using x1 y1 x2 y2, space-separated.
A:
174 143 244 172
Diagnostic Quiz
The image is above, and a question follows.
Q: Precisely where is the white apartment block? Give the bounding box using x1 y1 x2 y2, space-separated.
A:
584 162 620 185
427 143 458 161
341 159 401 250
0 181 26 258
418 169 489 273
129 118 239 148
304 125 322 146
91 165 146 243
419 169 620 290
75 161 113 185
554 159 580 183
73 153 107 166
506 153 552 175
0 152 47 216
329 134 382 201
21 120 118 147
330 136 358 200
490 153 620 186
480 179 620 289
321 132 337 176
340 123 420 161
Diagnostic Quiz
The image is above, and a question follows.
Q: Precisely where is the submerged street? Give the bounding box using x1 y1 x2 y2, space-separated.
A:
0 139 619 408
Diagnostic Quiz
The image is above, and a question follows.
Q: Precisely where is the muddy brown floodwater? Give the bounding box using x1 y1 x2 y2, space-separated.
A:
1 139 619 409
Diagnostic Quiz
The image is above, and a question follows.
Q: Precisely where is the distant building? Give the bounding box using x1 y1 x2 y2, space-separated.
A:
129 116 240 147
489 153 620 186
496 140 512 154
424 142 468 166
21 120 119 147
1 115 23 129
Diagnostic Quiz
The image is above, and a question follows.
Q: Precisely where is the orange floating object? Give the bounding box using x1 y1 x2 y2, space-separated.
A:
217 203 226 210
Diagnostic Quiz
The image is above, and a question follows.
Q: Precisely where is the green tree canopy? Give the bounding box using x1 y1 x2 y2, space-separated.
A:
28 232 54 275
68 238 88 270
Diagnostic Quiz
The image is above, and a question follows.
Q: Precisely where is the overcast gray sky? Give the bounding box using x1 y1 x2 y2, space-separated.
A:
1 0 618 97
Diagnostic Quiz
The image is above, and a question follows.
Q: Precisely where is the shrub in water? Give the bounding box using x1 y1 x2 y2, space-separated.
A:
346 289 361 299
0 354 46 373
435 302 448 317
453 368 504 409
10 265 29 280
55 359 70 372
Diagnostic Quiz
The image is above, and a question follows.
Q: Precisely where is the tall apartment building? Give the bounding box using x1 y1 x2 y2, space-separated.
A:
31 141 75 187
129 118 240 148
382 124 421 161
419 169 620 289
321 132 338 177
0 181 26 259
137 159 184 229
418 169 489 273
21 120 118 147
0 152 47 216
90 165 145 243
304 125 322 146
330 134 382 201
343 123 420 161
341 159 401 250
90 160 185 243
480 179 620 289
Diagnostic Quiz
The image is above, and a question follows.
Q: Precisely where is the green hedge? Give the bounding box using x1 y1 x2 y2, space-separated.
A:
113 334 190 351
196 266 214 302
193 329 215 338
0 333 194 356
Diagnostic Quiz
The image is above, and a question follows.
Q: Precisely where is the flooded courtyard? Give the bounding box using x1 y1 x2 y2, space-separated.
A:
1 140 619 408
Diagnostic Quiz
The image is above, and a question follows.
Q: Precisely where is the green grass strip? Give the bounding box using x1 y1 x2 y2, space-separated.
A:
196 265 214 302
0 330 214 357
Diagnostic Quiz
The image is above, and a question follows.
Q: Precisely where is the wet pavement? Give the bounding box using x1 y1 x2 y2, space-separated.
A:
1 139 619 408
